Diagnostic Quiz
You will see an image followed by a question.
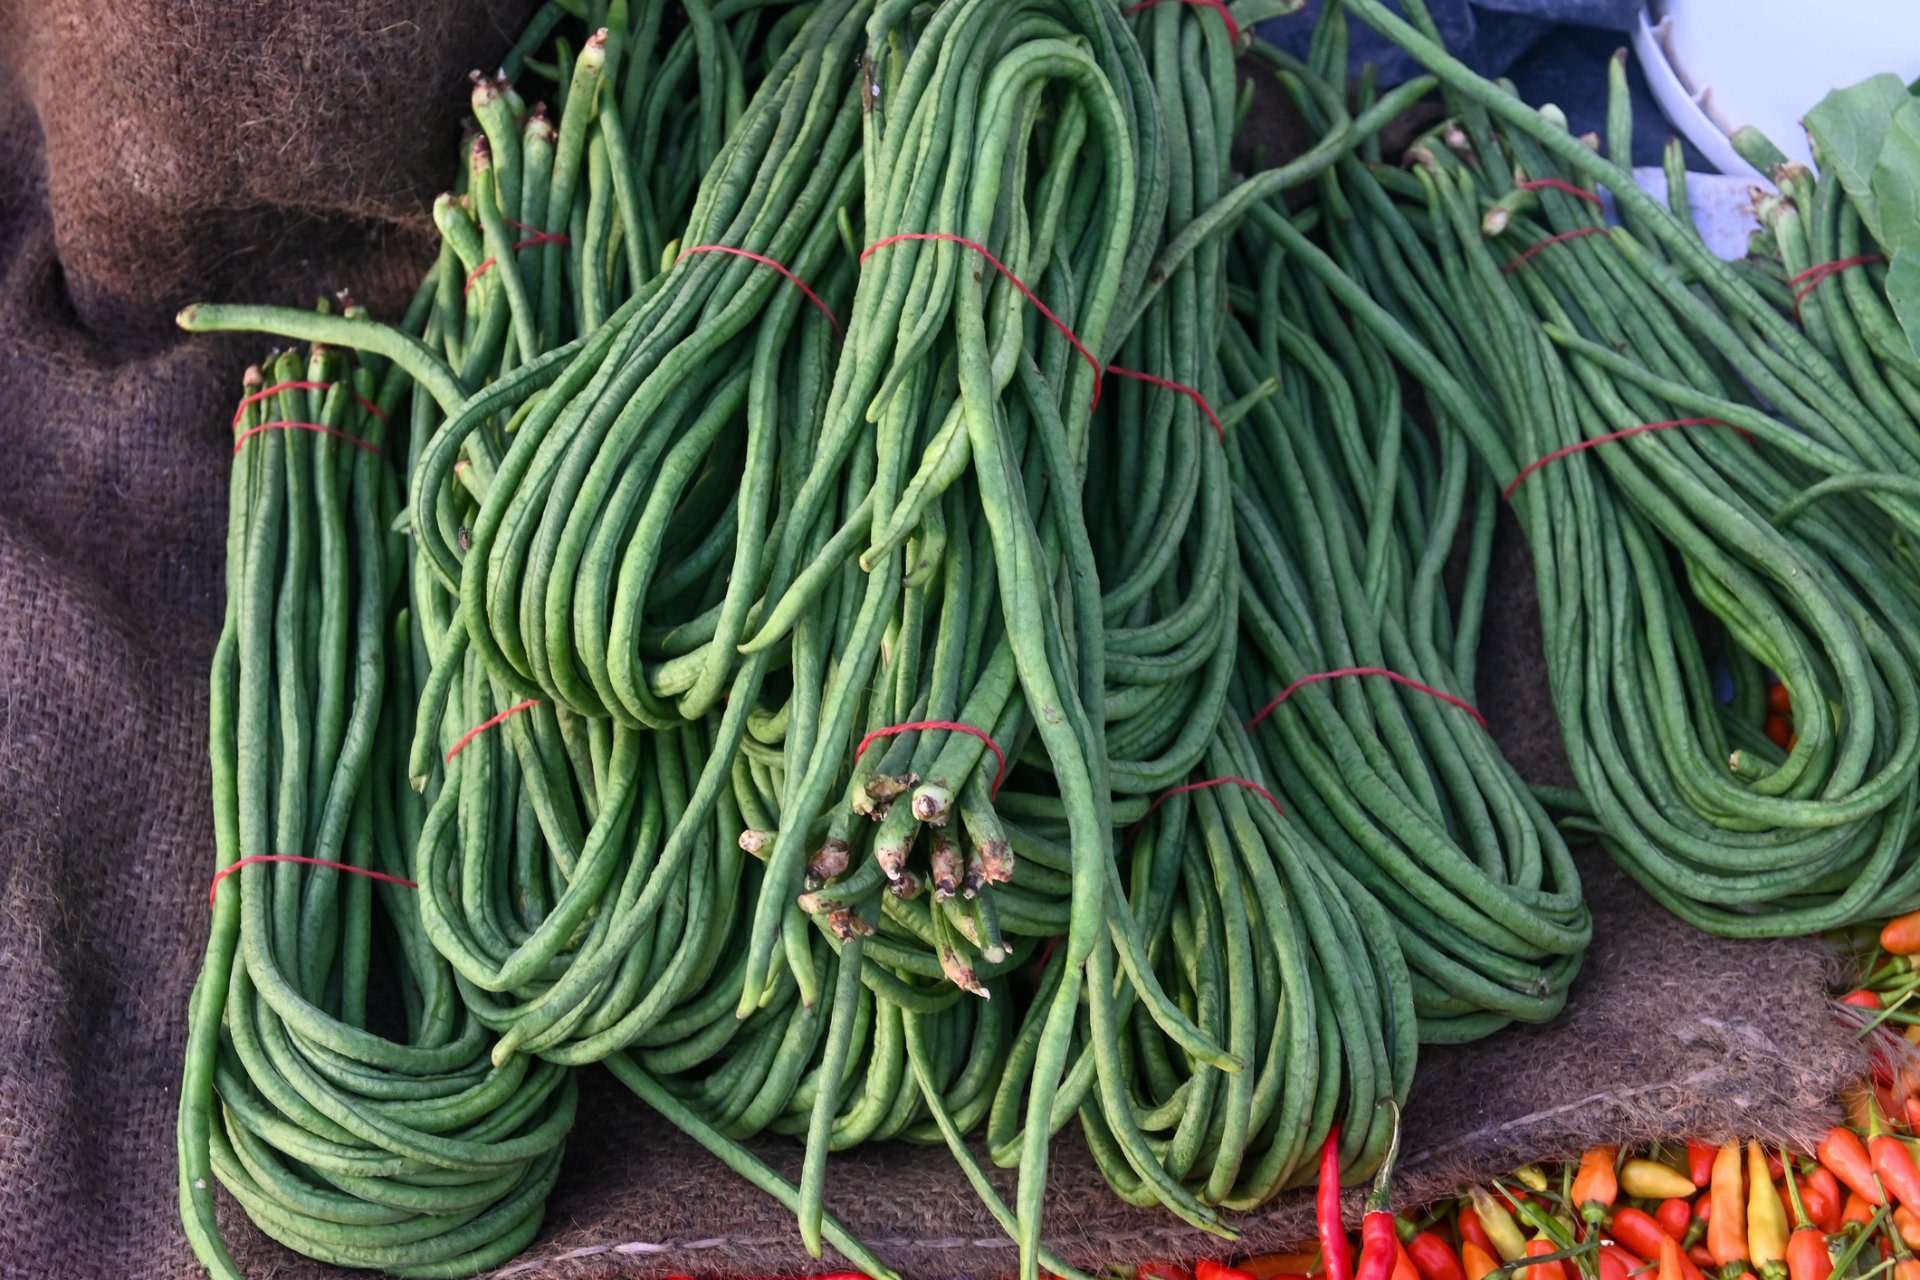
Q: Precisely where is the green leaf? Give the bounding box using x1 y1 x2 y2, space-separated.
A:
1883 249 1920 363
1805 73 1912 244
1873 98 1920 259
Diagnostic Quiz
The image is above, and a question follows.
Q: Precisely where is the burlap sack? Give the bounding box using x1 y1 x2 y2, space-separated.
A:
0 6 1865 1278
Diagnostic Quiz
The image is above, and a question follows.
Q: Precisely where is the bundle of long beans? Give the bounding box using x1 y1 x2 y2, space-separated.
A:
1259 0 1920 936
179 346 578 1280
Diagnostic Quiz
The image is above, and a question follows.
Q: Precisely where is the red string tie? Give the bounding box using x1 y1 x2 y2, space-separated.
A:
1515 178 1603 208
209 855 416 907
233 421 382 457
675 244 844 339
232 380 388 429
1246 667 1489 732
1503 417 1747 500
1789 254 1886 323
463 221 574 294
1108 365 1225 442
1501 226 1607 274
1120 0 1242 42
446 699 542 763
854 720 1008 799
1142 776 1285 822
863 232 1104 410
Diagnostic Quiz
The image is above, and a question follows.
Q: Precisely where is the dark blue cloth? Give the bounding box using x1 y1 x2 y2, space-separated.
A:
1257 0 1642 86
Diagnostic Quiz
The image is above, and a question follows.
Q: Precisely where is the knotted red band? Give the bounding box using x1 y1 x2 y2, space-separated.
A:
855 720 1007 799
1142 775 1286 822
1789 254 1885 323
1515 178 1602 207
1247 667 1488 732
464 220 575 294
233 380 388 429
1503 417 1745 500
233 422 382 458
209 855 416 907
446 699 543 763
1501 226 1607 274
1121 0 1241 42
675 244 844 339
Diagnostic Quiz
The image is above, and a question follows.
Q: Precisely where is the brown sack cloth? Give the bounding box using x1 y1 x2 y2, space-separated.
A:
0 6 1866 1278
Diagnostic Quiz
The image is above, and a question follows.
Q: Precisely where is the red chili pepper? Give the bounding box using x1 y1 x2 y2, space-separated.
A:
1765 716 1792 748
1688 1246 1717 1271
1767 684 1792 714
1661 1237 1689 1280
1883 912 1920 956
1873 1133 1920 1213
1800 1166 1843 1234
1785 1231 1830 1280
1617 1208 1684 1260
1600 1245 1647 1280
1841 990 1886 1010
1321 1128 1354 1280
1818 1130 1885 1206
1460 1208 1497 1260
1141 1267 1195 1280
1238 1254 1322 1280
1356 1107 1406 1280
1524 1239 1567 1280
1691 1141 1720 1189
1198 1262 1257 1280
1404 1231 1466 1280
1660 1199 1696 1240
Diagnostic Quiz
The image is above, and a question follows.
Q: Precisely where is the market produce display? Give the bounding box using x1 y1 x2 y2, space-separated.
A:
169 0 1920 1277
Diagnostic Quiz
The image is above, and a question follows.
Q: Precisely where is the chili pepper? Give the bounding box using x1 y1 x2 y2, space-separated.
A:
1748 1143 1790 1280
1840 991 1887 1010
1883 913 1920 956
1198 1262 1258 1280
1462 1240 1500 1280
1140 1267 1195 1280
1709 1140 1750 1279
1906 1099 1920 1137
1765 717 1792 748
1700 1197 1714 1224
1768 684 1792 714
1356 1106 1406 1280
1525 1238 1568 1280
1840 1193 1876 1233
1393 1242 1421 1280
1321 1128 1355 1280
1661 1199 1698 1240
1462 1208 1499 1259
1690 1247 1718 1271
1802 1166 1844 1234
1895 1207 1920 1252
1404 1230 1466 1280
1781 1163 1832 1280
1576 1147 1622 1225
1898 1260 1920 1280
1471 1187 1529 1263
1819 1131 1885 1207
1618 1208 1686 1261
1518 1167 1551 1193
1871 1131 1920 1214
1600 1244 1647 1280
1631 1162 1709 1202
1239 1253 1323 1280
1662 1237 1689 1280
1692 1143 1720 1190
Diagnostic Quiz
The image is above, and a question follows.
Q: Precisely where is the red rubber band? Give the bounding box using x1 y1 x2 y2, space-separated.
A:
854 719 1008 799
231 380 330 429
446 698 542 763
675 244 845 339
1515 178 1603 207
209 855 416 907
1142 775 1285 821
862 232 1104 410
1502 417 1742 500
463 227 574 295
1108 364 1225 442
351 392 389 425
1500 226 1607 274
1121 0 1242 42
1789 254 1885 323
1246 666 1489 732
464 257 498 294
233 421 382 457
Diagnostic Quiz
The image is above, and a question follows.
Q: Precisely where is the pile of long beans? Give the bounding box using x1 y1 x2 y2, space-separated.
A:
176 2 1621 1277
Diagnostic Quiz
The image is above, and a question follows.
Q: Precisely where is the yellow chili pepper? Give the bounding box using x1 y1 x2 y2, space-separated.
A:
1747 1141 1788 1280
1469 1186 1528 1264
1622 1158 1703 1201
1516 1164 1549 1193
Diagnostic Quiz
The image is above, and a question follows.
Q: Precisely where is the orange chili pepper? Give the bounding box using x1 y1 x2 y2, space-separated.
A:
1576 1147 1621 1225
1198 1262 1258 1280
1709 1140 1750 1278
1238 1254 1322 1280
1524 1239 1566 1280
1461 1240 1500 1280
1661 1236 1689 1280
1818 1129 1885 1206
1460 1208 1498 1260
1840 1191 1876 1233
1883 912 1920 956
1897 1259 1920 1280
1895 1206 1920 1253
